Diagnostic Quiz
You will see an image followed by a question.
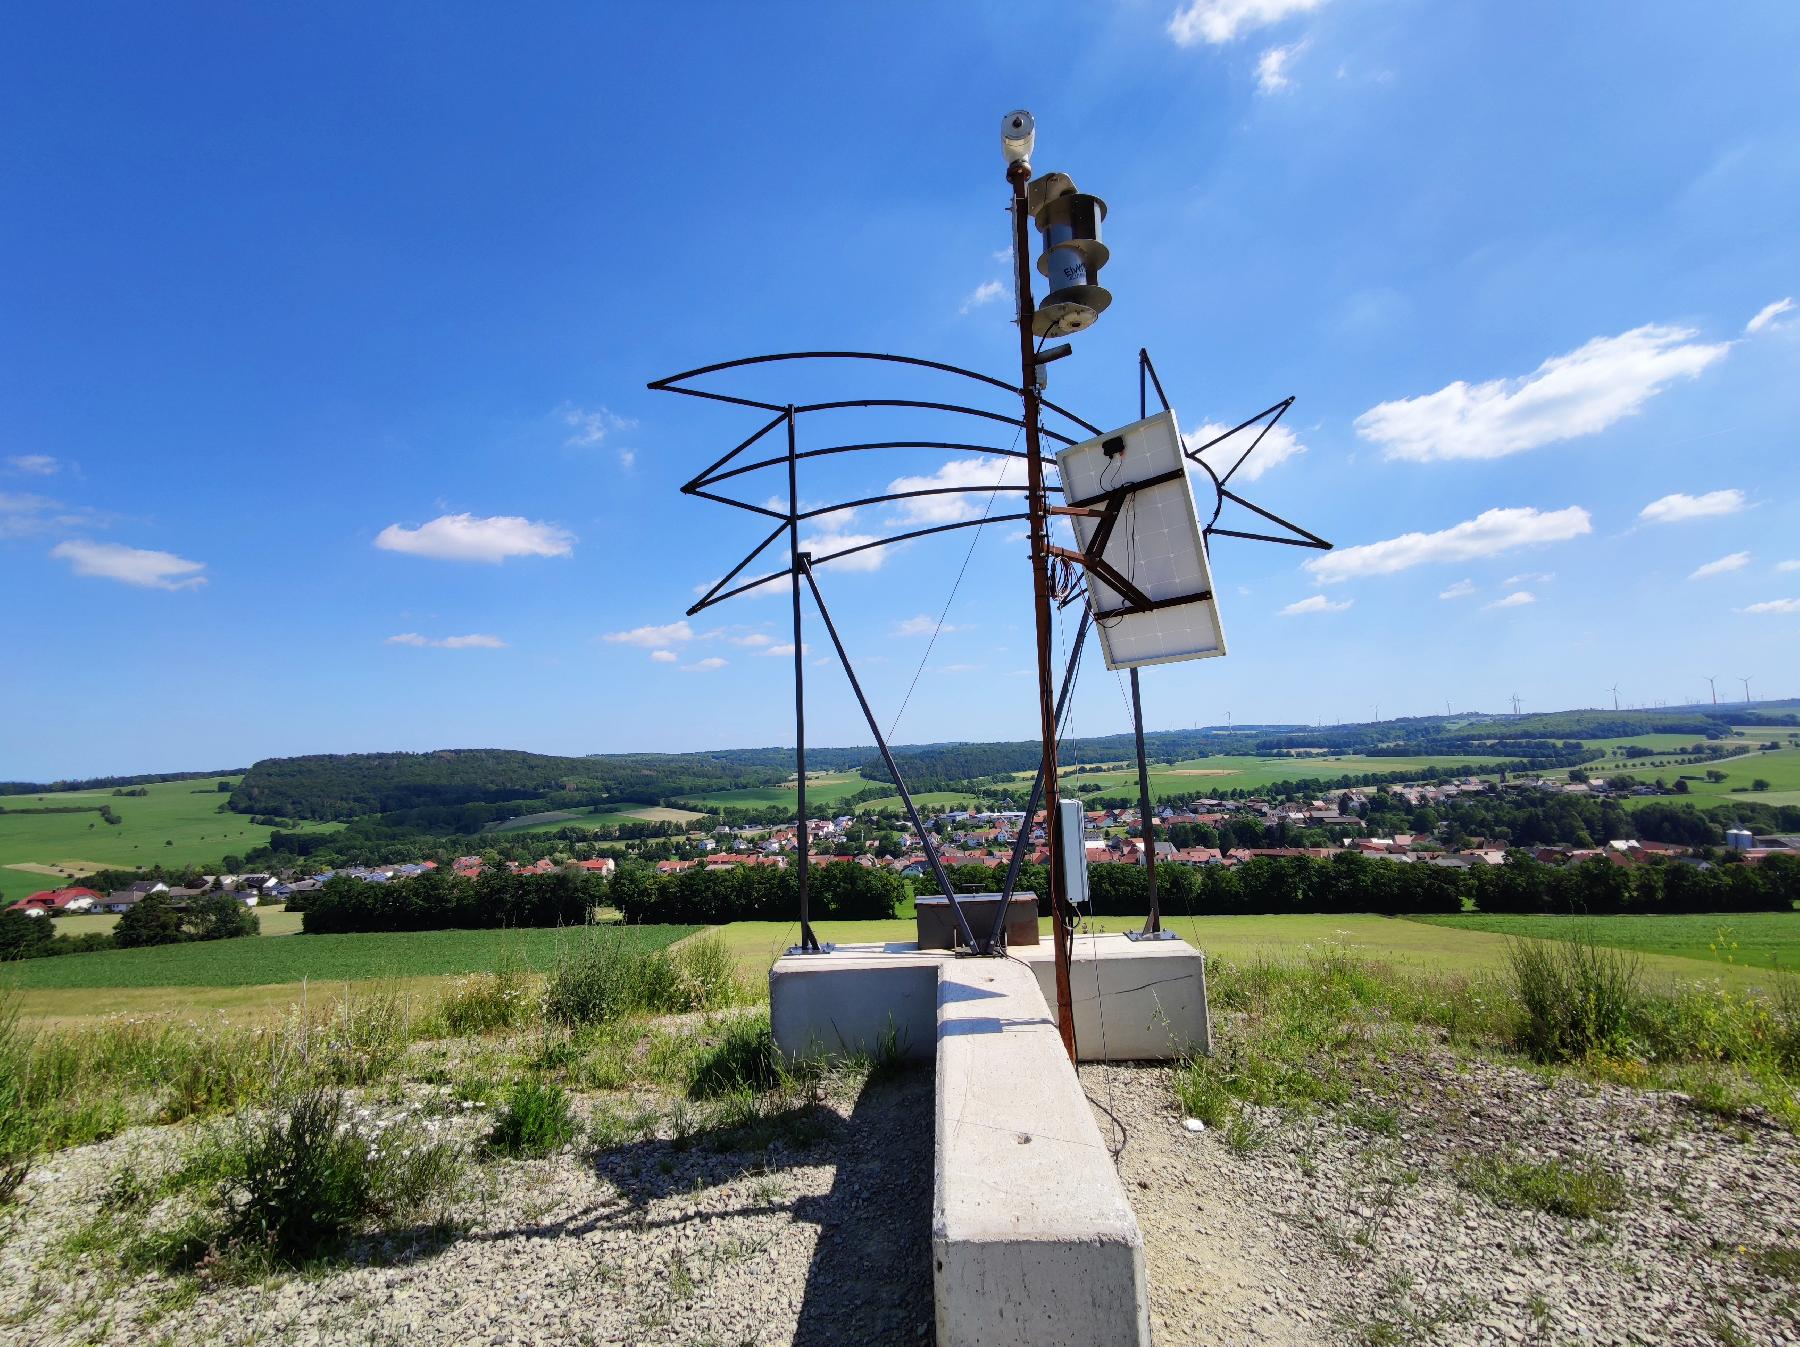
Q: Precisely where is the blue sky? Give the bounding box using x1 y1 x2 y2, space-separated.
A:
3 1 1798 780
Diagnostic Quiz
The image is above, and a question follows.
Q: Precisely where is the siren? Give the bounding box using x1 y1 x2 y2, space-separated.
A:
1028 171 1111 338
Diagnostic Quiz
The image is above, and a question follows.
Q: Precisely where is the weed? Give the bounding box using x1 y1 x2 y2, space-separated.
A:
545 932 740 1028
1747 1242 1800 1280
1456 1152 1624 1220
587 1101 661 1150
1506 928 1641 1063
688 1013 782 1099
485 1079 576 1158
437 964 534 1036
1346 1103 1400 1137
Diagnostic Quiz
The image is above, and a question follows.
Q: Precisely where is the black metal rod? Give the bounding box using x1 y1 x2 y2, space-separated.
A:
793 483 1031 523
649 349 1102 436
805 512 1033 568
798 557 976 951
1139 348 1172 418
787 408 816 952
993 607 1091 948
685 521 789 617
1132 666 1161 936
697 440 1049 491
681 411 789 493
792 397 1081 447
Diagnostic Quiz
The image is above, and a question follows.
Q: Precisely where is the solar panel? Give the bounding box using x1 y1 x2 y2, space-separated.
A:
1055 409 1227 670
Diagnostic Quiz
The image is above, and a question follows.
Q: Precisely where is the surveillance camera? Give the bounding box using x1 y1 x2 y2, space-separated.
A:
1001 109 1035 164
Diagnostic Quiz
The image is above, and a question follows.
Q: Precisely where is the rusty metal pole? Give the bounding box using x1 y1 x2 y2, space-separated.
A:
1009 154 1077 1062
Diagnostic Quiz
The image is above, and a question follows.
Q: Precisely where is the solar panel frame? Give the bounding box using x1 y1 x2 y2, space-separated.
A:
1055 409 1228 671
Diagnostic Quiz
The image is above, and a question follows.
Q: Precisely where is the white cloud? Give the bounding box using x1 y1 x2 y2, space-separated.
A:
960 280 1004 315
1689 551 1750 580
385 632 506 649
939 663 984 674
561 405 634 448
375 513 575 562
683 656 728 672
895 615 967 637
1743 599 1800 615
1638 489 1746 524
1438 579 1475 600
1255 41 1304 92
604 620 694 648
1501 571 1554 587
887 457 1014 524
761 643 807 657
1280 594 1351 616
1778 560 1800 573
649 649 679 663
5 454 59 476
50 540 206 591
1746 297 1794 333
727 632 774 648
1186 419 1307 482
1168 0 1325 45
1354 324 1731 462
617 448 637 470
799 506 888 572
1484 590 1536 609
1305 506 1592 583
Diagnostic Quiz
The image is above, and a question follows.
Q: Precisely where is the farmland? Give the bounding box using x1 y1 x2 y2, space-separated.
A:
484 804 709 835
673 771 878 812
0 776 341 895
1617 744 1800 809
1417 911 1800 970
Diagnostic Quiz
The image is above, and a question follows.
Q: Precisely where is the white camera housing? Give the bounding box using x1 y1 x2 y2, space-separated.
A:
1001 109 1035 164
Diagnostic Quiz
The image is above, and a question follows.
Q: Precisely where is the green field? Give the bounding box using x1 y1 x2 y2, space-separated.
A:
700 911 1787 994
484 803 710 836
0 777 341 895
1416 912 1800 971
674 771 877 812
46 905 306 940
2 923 694 991
1617 744 1800 809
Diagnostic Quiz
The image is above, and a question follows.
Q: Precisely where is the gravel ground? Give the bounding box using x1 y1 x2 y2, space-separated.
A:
0 1069 933 1347
1084 1052 1800 1347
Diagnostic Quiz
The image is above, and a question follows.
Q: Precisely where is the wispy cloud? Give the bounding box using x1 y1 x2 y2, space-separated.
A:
1438 579 1475 600
761 643 807 658
649 649 679 663
51 540 206 591
1743 598 1800 615
895 615 967 637
1305 506 1592 583
1354 324 1730 462
1746 297 1794 334
386 632 507 649
1484 590 1536 610
1638 489 1746 524
375 513 575 562
5 454 59 476
561 404 635 448
799 506 888 572
617 448 637 470
960 279 1004 315
1689 551 1750 580
0 491 111 539
1256 40 1305 92
683 656 728 672
1186 419 1306 482
604 620 694 648
1778 560 1800 573
1280 594 1351 616
1502 571 1554 586
886 457 1014 524
1168 0 1326 46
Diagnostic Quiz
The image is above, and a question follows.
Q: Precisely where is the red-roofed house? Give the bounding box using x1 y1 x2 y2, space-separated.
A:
9 887 102 916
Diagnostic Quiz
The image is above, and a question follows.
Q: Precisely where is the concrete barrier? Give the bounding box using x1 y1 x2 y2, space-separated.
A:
933 957 1150 1346
1016 931 1211 1060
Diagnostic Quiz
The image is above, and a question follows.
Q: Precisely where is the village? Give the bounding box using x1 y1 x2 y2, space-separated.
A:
14 770 1796 921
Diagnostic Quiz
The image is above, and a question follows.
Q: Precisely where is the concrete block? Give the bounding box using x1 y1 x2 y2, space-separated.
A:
1016 932 1212 1061
768 943 944 1062
915 892 1041 948
933 958 1150 1347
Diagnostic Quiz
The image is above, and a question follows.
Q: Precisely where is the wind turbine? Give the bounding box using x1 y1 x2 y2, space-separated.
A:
1706 675 1718 706
1742 675 1753 704
1510 693 1522 716
1608 685 1620 712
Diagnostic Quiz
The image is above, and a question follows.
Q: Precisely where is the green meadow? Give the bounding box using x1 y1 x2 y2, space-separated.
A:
1416 912 1800 971
674 771 879 812
1618 744 1800 809
0 777 341 896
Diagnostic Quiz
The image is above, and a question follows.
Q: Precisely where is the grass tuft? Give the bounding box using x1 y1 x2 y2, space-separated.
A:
1455 1152 1625 1220
1506 928 1640 1063
485 1078 576 1157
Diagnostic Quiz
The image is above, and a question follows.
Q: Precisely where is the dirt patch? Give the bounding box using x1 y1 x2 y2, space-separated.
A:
626 806 708 824
3 861 110 878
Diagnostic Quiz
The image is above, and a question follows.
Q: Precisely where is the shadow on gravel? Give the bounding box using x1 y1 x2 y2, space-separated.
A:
390 1068 934 1341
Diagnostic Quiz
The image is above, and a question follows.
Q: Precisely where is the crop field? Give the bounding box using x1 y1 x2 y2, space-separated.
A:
46 905 307 940
0 777 340 893
488 803 710 835
3 923 693 993
673 771 875 812
1415 912 1800 971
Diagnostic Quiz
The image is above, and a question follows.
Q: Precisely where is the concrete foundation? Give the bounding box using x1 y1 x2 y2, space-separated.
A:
769 933 1206 1346
933 957 1150 1347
